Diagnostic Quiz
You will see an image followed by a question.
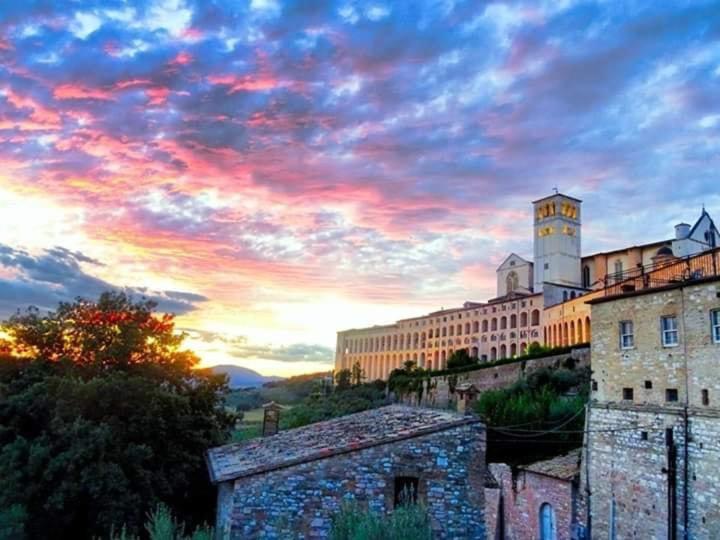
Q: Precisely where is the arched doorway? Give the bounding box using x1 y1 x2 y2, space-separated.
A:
539 503 556 540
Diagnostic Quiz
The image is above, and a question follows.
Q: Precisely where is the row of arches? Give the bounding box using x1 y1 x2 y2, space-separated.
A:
343 310 541 355
544 317 591 348
345 340 543 381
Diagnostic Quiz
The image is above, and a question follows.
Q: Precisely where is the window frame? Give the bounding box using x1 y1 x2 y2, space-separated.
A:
661 316 679 348
619 320 634 350
711 309 720 344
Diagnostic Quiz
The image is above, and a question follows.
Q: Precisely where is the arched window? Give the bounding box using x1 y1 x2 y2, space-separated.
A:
482 320 489 332
506 271 519 293
563 291 568 302
500 344 507 359
471 346 478 359
490 347 497 361
531 309 540 326
510 343 517 357
510 314 517 329
582 265 591 288
520 312 528 327
500 316 507 330
473 321 479 333
491 318 498 331
539 503 556 540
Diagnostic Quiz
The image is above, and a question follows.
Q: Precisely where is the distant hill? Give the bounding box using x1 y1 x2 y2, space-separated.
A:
210 365 284 389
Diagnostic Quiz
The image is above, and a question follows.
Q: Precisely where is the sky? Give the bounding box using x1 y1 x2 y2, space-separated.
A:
1 0 719 376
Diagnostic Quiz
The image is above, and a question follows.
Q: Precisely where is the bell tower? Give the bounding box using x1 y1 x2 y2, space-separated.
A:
533 192 582 292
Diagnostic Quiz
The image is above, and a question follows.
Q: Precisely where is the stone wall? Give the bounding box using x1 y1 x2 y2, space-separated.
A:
587 279 720 538
487 463 578 540
402 347 590 409
220 422 486 539
586 404 720 539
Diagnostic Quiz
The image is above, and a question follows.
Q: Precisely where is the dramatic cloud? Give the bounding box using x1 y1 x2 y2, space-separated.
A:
1 0 719 374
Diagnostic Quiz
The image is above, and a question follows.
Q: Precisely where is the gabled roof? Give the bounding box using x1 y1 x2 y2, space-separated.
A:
521 448 581 480
496 252 532 271
206 405 480 484
688 208 719 240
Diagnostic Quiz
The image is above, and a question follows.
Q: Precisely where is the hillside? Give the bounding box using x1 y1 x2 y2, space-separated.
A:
210 365 283 389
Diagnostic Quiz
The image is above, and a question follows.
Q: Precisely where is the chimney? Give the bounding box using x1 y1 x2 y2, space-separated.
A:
262 401 283 437
675 223 690 240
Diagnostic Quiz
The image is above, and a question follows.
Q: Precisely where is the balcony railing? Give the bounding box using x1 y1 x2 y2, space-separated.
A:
603 248 720 296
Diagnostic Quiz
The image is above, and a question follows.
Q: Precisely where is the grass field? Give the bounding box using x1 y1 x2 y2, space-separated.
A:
231 405 294 442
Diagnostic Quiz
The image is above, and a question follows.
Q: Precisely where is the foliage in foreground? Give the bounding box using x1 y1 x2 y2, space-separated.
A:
110 504 212 540
330 503 433 540
475 366 590 464
0 292 235 539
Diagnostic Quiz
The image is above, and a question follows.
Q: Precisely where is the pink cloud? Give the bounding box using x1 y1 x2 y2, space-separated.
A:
53 84 115 101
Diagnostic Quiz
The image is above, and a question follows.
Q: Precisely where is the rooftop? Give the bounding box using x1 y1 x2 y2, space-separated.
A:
521 448 581 480
206 405 481 484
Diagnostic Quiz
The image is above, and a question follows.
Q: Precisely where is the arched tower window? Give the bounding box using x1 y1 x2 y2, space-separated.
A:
582 265 590 288
506 271 519 293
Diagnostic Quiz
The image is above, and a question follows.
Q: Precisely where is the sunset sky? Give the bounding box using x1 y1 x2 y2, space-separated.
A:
1 1 719 376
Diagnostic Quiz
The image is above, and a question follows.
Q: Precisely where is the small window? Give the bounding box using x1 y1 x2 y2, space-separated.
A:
591 380 598 392
661 316 679 347
640 431 648 441
623 388 634 401
702 389 709 406
394 476 419 507
711 310 720 344
644 380 652 389
666 389 678 402
619 321 634 349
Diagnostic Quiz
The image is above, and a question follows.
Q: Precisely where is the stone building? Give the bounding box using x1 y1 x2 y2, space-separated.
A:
335 191 719 382
206 405 487 539
485 450 584 540
585 249 720 538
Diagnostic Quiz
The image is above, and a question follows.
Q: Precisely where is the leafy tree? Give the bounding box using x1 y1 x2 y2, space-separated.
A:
0 292 234 539
446 349 476 370
334 368 352 391
350 361 365 386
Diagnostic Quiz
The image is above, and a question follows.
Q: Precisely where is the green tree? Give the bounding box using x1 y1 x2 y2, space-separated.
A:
0 292 234 539
350 361 365 386
446 349 476 370
334 368 352 391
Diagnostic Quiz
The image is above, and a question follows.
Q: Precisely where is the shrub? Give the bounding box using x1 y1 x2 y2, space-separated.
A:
330 503 432 540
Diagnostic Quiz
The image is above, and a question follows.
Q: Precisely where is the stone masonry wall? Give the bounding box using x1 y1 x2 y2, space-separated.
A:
587 405 720 539
587 280 720 538
488 463 576 540
402 347 590 409
222 422 486 539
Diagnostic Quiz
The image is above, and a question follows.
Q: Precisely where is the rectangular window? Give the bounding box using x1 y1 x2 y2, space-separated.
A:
619 321 634 349
702 389 710 406
644 380 652 389
661 316 679 347
394 476 419 507
712 310 720 344
623 388 633 401
666 388 679 402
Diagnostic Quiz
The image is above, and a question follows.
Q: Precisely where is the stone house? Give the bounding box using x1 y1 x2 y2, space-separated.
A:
585 256 720 539
206 405 487 539
485 450 584 540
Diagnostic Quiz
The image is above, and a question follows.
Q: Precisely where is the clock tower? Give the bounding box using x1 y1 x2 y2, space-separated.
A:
533 192 582 292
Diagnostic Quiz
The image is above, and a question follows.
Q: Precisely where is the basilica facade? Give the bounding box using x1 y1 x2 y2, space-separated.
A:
335 192 720 381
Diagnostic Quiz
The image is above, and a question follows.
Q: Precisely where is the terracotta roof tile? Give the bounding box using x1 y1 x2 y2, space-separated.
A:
206 405 480 483
521 449 581 481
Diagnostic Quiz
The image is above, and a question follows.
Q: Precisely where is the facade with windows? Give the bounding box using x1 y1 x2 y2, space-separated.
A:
336 191 720 381
584 273 720 539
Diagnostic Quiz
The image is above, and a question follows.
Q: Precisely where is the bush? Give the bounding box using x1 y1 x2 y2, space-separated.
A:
109 504 213 540
330 503 432 540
